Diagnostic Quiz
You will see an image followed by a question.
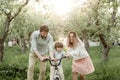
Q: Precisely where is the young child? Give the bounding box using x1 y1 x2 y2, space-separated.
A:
50 41 66 80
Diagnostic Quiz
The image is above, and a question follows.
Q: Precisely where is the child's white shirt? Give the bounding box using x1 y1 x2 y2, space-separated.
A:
53 50 65 65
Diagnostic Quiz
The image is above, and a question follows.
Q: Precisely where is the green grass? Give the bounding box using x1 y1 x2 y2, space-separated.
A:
0 46 120 80
86 46 120 80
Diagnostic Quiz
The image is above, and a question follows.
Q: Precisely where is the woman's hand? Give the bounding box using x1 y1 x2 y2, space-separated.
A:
65 54 70 58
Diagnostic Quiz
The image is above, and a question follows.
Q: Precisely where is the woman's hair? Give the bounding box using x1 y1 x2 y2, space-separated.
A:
66 31 84 48
54 41 63 49
40 25 49 32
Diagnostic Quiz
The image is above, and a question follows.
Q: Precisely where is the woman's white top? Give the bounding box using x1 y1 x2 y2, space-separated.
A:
67 43 89 60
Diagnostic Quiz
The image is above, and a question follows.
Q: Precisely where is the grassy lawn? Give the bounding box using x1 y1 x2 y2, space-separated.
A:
0 46 120 80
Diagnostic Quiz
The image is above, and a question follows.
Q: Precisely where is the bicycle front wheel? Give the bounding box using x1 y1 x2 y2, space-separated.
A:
55 77 59 80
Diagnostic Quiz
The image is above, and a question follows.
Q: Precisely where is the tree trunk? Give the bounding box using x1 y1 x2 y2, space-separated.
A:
0 18 10 61
0 0 29 61
82 29 89 52
0 39 4 61
102 47 110 61
20 35 26 53
99 34 110 62
21 38 26 53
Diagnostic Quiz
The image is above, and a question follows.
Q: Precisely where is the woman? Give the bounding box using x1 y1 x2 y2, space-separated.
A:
66 31 94 80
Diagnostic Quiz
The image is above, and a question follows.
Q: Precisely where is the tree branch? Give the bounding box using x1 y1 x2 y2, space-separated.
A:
10 0 30 21
1 0 30 39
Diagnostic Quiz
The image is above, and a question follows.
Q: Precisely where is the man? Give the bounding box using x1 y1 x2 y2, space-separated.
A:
27 25 54 80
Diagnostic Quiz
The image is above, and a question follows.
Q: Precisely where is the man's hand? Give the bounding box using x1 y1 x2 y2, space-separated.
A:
39 57 44 61
40 56 49 62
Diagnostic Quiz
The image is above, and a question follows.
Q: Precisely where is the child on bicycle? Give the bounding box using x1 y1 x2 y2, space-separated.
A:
50 41 66 80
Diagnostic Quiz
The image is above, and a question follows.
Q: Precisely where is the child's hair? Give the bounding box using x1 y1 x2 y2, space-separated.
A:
54 42 63 49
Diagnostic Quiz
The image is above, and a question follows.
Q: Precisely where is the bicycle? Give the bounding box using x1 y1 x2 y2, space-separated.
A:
43 56 66 80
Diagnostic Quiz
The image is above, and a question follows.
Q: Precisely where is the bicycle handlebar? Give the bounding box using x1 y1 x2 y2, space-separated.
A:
43 56 67 66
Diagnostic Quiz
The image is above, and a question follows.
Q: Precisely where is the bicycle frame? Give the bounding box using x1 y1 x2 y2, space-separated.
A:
44 56 66 80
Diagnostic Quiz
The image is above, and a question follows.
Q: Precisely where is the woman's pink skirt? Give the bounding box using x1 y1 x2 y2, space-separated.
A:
72 56 95 75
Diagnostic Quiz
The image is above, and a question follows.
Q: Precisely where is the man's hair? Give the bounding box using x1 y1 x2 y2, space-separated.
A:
40 25 49 32
54 42 63 49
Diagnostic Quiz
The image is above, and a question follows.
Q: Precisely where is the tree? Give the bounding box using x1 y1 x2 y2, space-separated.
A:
0 0 29 61
64 0 120 61
89 0 119 61
65 2 93 51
